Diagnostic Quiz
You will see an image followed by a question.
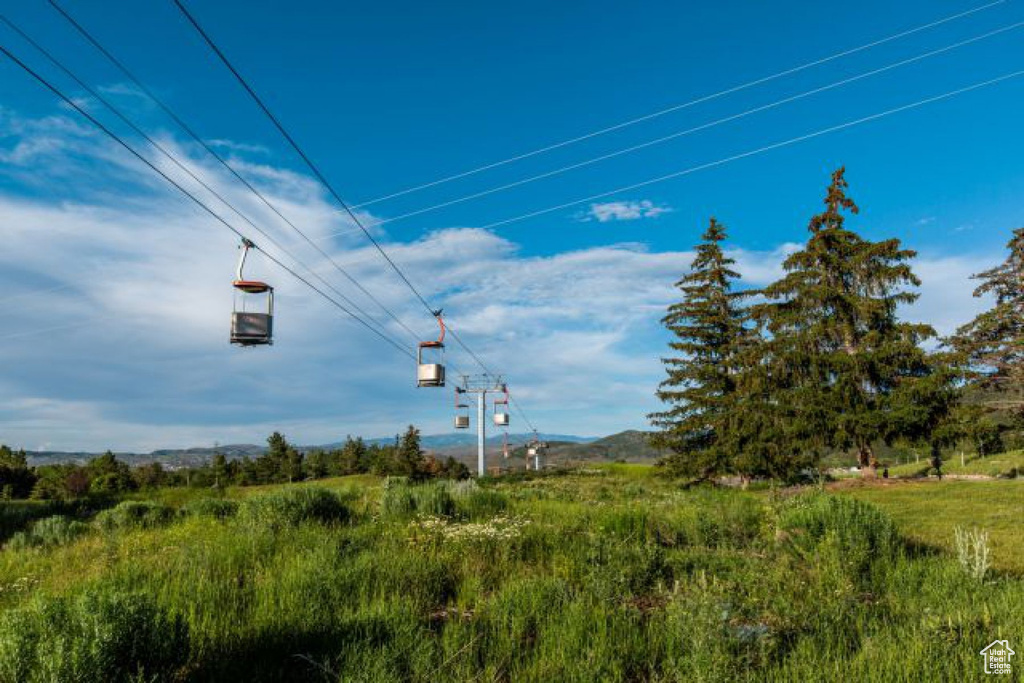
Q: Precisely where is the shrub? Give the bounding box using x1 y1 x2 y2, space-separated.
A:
182 498 239 520
0 590 189 683
953 526 990 580
94 501 176 533
0 501 82 545
238 487 350 531
777 494 901 582
6 515 89 551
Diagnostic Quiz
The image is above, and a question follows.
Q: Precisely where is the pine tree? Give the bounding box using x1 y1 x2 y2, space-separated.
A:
649 218 751 479
725 324 817 482
87 451 136 493
394 425 427 480
283 447 304 483
260 431 303 483
755 168 954 474
331 436 367 475
304 449 330 479
950 227 1024 412
210 453 228 488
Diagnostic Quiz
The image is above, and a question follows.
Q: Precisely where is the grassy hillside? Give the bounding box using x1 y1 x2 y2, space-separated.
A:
513 430 668 464
0 470 1020 681
885 449 1024 479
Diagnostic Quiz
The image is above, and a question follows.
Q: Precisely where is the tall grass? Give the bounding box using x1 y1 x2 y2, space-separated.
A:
380 479 507 520
0 589 189 682
237 487 351 531
0 475 1019 681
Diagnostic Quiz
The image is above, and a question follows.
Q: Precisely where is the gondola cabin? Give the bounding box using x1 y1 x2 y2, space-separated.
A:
454 387 470 428
230 239 273 346
493 384 510 426
417 342 445 387
417 311 446 387
231 280 274 346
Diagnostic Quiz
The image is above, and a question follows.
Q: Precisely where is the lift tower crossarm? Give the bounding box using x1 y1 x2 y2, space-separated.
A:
457 374 505 477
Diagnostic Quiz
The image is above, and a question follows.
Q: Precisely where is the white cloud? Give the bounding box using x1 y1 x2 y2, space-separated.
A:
580 199 672 223
0 106 1003 452
205 139 269 156
907 255 989 337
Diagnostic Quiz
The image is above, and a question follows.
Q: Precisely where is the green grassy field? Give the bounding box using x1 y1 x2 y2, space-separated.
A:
885 449 1024 479
0 469 1020 682
835 479 1024 573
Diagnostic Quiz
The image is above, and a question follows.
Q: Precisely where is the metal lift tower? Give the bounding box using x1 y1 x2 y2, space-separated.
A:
458 374 505 477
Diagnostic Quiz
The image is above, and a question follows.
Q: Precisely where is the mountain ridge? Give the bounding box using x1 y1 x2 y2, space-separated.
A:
22 432 599 467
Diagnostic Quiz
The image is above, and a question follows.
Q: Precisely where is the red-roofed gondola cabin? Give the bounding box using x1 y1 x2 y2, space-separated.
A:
417 311 446 387
231 239 274 346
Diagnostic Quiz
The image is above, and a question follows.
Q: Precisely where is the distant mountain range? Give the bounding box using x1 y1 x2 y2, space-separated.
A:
361 433 594 450
22 432 604 468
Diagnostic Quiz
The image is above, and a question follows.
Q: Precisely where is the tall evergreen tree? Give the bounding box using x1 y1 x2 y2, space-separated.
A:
950 227 1024 412
393 425 427 480
755 168 954 474
331 436 367 475
649 218 751 479
259 431 303 483
725 325 817 482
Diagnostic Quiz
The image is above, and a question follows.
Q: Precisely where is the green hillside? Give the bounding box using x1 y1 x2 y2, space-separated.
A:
507 430 668 465
886 449 1024 479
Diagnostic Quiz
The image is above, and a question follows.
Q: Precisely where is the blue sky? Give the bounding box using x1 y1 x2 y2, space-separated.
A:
1 0 1023 451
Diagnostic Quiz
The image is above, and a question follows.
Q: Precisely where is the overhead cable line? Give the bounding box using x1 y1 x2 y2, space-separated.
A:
348 0 1007 208
171 0 437 316
318 20 1024 236
47 0 425 346
435 329 535 432
475 69 1024 230
171 0 540 428
1 15 408 348
0 41 416 360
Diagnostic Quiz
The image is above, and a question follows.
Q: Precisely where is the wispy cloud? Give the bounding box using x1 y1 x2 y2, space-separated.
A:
206 139 270 156
0 106 1002 451
579 199 672 223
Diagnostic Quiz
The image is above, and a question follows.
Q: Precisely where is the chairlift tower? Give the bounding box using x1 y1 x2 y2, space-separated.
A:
457 374 505 477
527 431 548 471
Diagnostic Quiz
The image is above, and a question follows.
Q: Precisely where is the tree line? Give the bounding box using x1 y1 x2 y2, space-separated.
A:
0 425 469 501
651 168 1018 481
